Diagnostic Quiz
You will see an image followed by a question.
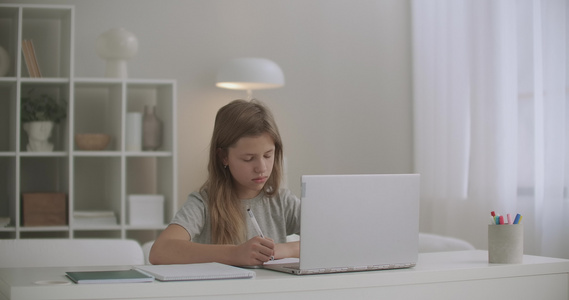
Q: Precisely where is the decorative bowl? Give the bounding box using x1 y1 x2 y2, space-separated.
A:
75 133 111 151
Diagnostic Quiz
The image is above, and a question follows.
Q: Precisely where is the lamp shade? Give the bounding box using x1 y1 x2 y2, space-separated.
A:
215 58 285 91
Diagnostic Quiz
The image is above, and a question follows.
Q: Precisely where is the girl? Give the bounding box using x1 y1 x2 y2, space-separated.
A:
149 99 300 266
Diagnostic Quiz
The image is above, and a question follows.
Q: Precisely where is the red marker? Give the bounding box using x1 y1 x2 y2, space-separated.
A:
491 211 496 217
499 215 504 225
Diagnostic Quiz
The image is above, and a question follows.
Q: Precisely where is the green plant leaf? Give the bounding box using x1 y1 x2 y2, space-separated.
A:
21 93 67 124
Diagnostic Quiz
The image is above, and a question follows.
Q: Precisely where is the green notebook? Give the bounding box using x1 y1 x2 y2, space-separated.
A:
66 269 154 284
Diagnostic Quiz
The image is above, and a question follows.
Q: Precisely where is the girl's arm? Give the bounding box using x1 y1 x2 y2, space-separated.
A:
149 224 275 266
274 241 300 259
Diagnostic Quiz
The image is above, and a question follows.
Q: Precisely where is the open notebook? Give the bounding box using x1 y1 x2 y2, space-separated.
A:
264 174 420 275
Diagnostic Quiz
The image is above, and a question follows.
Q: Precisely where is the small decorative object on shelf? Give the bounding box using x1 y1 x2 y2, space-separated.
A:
23 121 54 151
128 194 164 226
0 45 9 77
126 112 142 151
21 92 67 152
95 27 138 78
142 105 162 150
75 133 111 150
22 193 67 226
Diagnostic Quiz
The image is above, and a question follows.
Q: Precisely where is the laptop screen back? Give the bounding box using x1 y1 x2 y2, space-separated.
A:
299 174 420 270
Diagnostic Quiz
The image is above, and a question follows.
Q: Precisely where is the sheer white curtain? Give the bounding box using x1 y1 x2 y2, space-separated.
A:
412 0 568 258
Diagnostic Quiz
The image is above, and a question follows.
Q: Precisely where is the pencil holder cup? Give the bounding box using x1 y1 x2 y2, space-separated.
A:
488 224 523 264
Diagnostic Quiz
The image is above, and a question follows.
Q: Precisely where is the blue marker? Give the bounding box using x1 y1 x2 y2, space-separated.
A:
513 214 521 224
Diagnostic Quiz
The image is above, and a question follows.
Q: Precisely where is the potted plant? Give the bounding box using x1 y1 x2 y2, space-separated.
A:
21 92 67 152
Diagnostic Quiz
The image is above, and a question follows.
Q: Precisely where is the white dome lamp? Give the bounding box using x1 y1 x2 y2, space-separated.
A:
216 58 285 100
96 28 138 78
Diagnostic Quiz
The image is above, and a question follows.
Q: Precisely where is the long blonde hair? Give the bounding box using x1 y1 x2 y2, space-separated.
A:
202 99 283 245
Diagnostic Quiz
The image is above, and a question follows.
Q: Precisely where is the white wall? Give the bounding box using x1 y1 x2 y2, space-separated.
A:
16 0 413 207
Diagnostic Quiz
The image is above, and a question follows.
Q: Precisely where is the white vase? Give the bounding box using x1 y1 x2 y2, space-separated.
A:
126 112 142 151
95 28 138 78
23 121 54 152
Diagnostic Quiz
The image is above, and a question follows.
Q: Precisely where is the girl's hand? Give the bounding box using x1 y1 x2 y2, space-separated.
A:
236 236 275 266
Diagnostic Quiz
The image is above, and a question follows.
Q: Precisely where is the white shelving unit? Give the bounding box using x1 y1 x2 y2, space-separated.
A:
0 4 177 244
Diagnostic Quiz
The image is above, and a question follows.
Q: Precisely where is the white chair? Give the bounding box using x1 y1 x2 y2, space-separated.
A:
288 233 474 252
418 233 475 252
142 240 154 264
0 239 144 268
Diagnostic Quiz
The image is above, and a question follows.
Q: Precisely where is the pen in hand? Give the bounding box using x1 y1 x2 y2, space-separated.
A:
247 208 274 261
247 208 265 238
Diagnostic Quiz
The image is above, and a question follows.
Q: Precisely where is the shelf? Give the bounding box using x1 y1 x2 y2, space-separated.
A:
19 152 67 157
0 4 177 244
69 151 173 157
73 226 122 231
19 78 70 83
19 226 69 232
74 78 176 84
71 151 121 157
125 151 173 157
126 224 168 230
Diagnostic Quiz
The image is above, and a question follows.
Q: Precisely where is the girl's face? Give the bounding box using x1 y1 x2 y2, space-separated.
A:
224 132 275 199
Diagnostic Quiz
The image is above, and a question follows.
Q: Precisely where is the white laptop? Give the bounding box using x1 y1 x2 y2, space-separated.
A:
264 174 420 275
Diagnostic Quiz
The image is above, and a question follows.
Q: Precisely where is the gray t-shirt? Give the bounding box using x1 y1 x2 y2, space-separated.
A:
171 189 301 244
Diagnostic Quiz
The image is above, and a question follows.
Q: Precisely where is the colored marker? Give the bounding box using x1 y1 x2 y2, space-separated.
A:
513 214 521 224
499 215 504 225
491 211 496 217
507 214 512 225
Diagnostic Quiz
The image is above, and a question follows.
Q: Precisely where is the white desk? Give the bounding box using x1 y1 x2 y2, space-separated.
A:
1 250 568 300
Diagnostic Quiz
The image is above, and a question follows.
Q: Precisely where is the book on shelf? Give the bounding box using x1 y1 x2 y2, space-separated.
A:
0 217 10 227
21 39 42 78
66 269 154 284
73 211 117 227
134 263 256 281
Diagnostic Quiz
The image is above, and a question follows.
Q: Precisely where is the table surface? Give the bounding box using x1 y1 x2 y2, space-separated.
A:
1 250 568 300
